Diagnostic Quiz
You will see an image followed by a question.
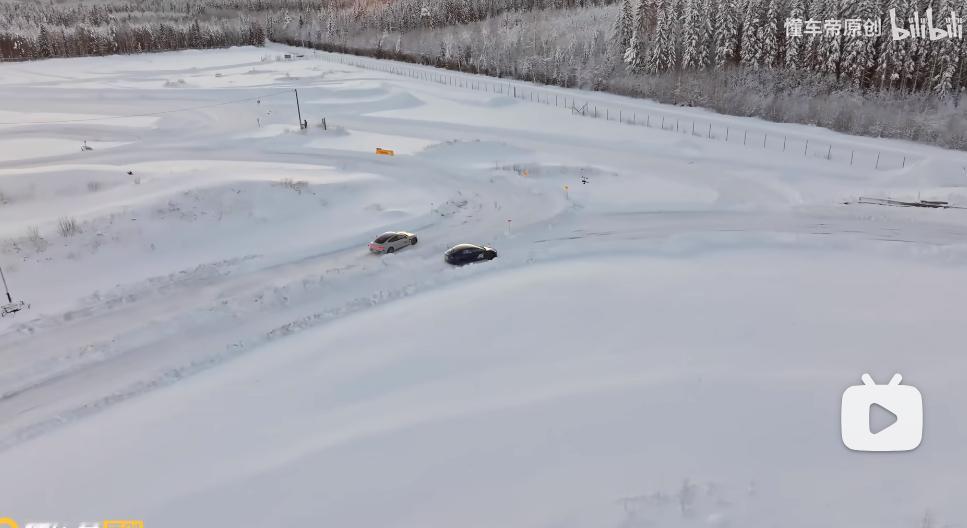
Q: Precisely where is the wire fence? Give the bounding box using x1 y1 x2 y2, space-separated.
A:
316 51 921 172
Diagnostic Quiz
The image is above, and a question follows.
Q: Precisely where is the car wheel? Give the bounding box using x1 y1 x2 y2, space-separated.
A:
411 237 418 245
387 246 395 254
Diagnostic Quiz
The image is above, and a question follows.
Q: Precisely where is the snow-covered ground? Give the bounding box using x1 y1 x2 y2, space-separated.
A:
2 45 967 527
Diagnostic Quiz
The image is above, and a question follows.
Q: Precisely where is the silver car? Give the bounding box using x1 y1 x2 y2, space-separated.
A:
368 231 418 254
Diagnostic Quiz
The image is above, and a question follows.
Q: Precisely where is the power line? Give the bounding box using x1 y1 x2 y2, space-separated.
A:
0 89 296 126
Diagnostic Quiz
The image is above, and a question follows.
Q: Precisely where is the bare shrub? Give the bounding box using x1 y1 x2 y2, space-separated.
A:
58 217 81 237
25 226 47 251
276 178 309 194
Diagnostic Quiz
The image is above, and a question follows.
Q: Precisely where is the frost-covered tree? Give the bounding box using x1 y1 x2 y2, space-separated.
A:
700 0 716 68
611 0 636 54
624 29 648 70
758 0 780 68
785 0 804 69
649 0 677 72
680 0 704 69
36 25 52 58
740 0 763 68
715 0 740 67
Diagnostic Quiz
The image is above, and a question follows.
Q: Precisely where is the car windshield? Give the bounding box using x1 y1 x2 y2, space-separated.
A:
447 244 475 254
374 233 394 243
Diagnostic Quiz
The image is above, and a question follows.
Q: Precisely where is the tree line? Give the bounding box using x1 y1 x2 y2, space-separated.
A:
268 0 967 148
615 0 967 99
2 0 966 148
0 1 267 59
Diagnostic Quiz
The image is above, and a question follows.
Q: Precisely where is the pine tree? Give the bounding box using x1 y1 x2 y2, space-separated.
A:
37 25 52 58
649 0 677 72
636 0 659 35
845 0 876 89
611 0 636 54
701 0 716 68
189 20 204 49
785 0 805 69
953 0 967 104
759 0 781 68
740 0 763 68
626 0 657 70
715 0 740 67
624 29 648 69
805 0 826 75
931 0 955 98
680 0 703 69
886 0 909 90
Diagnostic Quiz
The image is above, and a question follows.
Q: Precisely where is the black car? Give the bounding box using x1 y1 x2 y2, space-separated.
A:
444 244 497 265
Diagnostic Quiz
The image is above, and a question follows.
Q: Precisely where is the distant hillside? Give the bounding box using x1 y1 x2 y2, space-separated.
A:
3 0 967 149
266 0 967 149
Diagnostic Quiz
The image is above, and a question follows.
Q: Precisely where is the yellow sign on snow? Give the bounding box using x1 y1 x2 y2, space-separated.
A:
375 148 395 156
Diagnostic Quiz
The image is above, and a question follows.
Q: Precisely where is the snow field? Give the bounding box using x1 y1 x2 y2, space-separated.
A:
1 44 967 527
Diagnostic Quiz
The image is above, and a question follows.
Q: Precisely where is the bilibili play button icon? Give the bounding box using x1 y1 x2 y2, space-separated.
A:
841 373 923 452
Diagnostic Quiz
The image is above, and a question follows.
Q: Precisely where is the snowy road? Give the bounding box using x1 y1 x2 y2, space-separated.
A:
2 45 967 527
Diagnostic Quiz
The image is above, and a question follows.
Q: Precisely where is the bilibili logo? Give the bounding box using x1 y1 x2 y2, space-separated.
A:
0 518 19 528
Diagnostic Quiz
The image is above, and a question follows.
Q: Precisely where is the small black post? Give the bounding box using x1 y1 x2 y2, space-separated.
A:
294 89 304 129
0 264 12 304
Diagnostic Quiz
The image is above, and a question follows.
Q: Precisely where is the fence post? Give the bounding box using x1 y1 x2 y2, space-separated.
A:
763 133 767 148
850 150 855 165
804 139 809 157
902 155 906 168
826 144 831 160
707 123 711 139
783 136 787 151
743 130 747 145
692 121 695 135
726 127 729 141
661 116 666 129
647 114 651 127
875 152 880 169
